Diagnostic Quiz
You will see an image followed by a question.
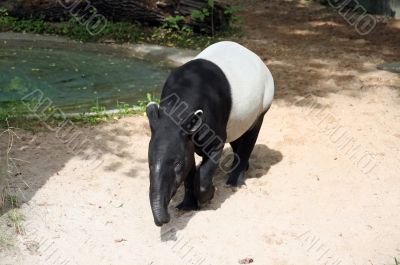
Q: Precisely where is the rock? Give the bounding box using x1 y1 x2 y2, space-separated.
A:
239 257 254 264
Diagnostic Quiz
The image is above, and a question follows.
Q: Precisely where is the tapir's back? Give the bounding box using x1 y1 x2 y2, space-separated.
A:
195 41 274 142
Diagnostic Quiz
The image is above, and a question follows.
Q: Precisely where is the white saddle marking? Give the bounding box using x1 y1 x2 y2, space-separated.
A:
195 41 274 142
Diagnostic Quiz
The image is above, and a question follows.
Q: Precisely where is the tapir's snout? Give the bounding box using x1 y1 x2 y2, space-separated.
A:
154 212 170 227
151 201 171 226
150 187 172 227
147 106 196 227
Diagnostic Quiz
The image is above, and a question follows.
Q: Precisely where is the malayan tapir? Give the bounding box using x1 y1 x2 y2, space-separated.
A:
146 41 274 226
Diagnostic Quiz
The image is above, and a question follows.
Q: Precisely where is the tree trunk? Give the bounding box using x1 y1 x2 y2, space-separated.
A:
1 0 231 32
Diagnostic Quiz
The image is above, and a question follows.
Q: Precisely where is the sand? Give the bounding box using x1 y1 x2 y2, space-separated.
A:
1 0 400 264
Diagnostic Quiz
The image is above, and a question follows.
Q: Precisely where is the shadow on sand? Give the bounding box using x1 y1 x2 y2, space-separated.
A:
160 144 283 241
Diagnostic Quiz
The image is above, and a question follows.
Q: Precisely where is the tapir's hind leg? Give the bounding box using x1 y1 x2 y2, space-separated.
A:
226 112 266 187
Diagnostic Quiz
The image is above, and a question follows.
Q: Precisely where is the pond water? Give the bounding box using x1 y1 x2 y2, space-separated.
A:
378 62 400 73
352 0 400 17
0 47 171 113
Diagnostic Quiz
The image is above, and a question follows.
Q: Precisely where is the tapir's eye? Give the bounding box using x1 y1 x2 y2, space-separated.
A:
174 161 183 172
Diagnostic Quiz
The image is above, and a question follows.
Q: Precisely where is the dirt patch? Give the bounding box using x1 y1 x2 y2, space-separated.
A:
1 0 400 264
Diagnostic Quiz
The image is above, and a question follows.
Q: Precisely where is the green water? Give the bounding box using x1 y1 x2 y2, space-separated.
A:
378 62 400 74
0 47 171 113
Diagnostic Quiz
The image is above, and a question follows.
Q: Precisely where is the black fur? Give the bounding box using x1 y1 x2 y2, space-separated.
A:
160 58 232 149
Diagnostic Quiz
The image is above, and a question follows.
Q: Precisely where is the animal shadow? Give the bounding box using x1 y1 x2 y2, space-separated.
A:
160 143 283 241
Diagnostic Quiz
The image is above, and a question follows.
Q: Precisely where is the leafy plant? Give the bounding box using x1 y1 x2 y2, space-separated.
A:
0 100 35 127
0 7 8 17
1 184 25 235
137 93 160 111
224 6 243 25
0 10 239 49
7 209 25 234
190 0 215 35
116 101 131 115
164 15 185 31
84 98 107 124
191 8 210 23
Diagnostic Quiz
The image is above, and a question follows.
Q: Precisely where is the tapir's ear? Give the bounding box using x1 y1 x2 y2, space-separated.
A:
146 102 159 130
181 109 203 134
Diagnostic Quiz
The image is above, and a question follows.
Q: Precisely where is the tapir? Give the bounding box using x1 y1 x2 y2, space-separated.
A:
146 41 274 226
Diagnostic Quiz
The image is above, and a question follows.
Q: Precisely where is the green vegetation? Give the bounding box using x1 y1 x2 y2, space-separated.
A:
0 233 14 249
70 92 159 125
190 0 242 35
7 208 25 234
191 0 214 35
224 6 243 24
0 92 160 129
1 184 25 235
0 5 242 129
164 15 185 31
0 100 42 130
0 124 24 244
0 7 242 50
137 92 160 110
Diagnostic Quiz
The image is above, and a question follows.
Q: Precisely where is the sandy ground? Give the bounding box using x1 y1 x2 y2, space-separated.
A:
1 0 400 264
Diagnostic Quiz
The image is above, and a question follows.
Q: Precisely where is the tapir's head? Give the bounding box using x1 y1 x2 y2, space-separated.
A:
146 102 203 226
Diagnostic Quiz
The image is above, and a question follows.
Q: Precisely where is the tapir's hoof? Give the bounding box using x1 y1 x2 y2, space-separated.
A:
176 201 199 211
226 172 246 187
226 179 246 188
197 185 215 205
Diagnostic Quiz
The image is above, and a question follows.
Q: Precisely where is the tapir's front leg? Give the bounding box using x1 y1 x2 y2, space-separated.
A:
176 161 198 211
194 149 223 204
